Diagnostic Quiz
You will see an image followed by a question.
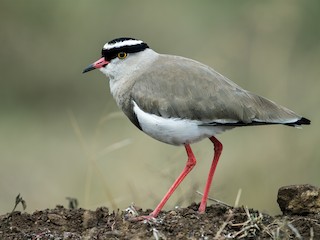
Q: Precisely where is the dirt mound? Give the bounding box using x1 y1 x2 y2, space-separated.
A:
1 185 319 239
1 204 319 239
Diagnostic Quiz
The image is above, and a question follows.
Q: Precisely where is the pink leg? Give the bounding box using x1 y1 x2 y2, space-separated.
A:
149 144 196 218
198 136 223 213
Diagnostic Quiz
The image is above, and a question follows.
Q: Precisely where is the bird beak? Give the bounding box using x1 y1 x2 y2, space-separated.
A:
82 57 109 73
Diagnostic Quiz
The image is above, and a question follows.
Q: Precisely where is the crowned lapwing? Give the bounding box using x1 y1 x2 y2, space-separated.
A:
83 37 310 219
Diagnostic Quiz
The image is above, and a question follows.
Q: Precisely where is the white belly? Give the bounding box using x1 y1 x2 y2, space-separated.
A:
133 101 230 145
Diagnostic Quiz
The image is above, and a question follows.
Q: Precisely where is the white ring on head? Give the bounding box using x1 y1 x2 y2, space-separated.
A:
103 39 143 50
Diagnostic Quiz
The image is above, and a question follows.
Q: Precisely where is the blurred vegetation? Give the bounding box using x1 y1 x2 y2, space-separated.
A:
0 0 319 215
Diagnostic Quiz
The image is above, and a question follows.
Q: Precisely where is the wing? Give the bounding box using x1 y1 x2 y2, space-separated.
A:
131 54 304 126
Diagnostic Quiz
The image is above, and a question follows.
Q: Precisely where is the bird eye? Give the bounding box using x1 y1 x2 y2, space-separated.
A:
117 52 127 59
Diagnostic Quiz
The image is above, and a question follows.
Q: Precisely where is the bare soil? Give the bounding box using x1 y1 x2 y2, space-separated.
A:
1 200 319 240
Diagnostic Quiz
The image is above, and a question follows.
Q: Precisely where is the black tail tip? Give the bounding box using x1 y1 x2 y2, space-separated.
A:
297 117 311 125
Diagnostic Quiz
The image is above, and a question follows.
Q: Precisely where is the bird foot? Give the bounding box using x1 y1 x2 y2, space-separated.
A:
124 204 158 222
126 214 158 222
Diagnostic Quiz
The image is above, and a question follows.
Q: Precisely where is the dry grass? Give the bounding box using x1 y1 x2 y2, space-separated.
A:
68 110 131 210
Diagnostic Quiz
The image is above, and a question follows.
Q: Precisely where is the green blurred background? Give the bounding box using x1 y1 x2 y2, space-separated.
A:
0 0 319 215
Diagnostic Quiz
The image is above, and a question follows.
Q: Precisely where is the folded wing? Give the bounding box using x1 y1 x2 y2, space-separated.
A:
131 55 310 127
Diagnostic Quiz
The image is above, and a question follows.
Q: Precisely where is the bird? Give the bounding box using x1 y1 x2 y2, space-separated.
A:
82 37 310 219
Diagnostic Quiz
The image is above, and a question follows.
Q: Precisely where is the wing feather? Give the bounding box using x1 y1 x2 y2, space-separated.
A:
131 55 302 125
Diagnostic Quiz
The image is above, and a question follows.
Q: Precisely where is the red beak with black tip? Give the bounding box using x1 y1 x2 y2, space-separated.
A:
82 57 109 73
